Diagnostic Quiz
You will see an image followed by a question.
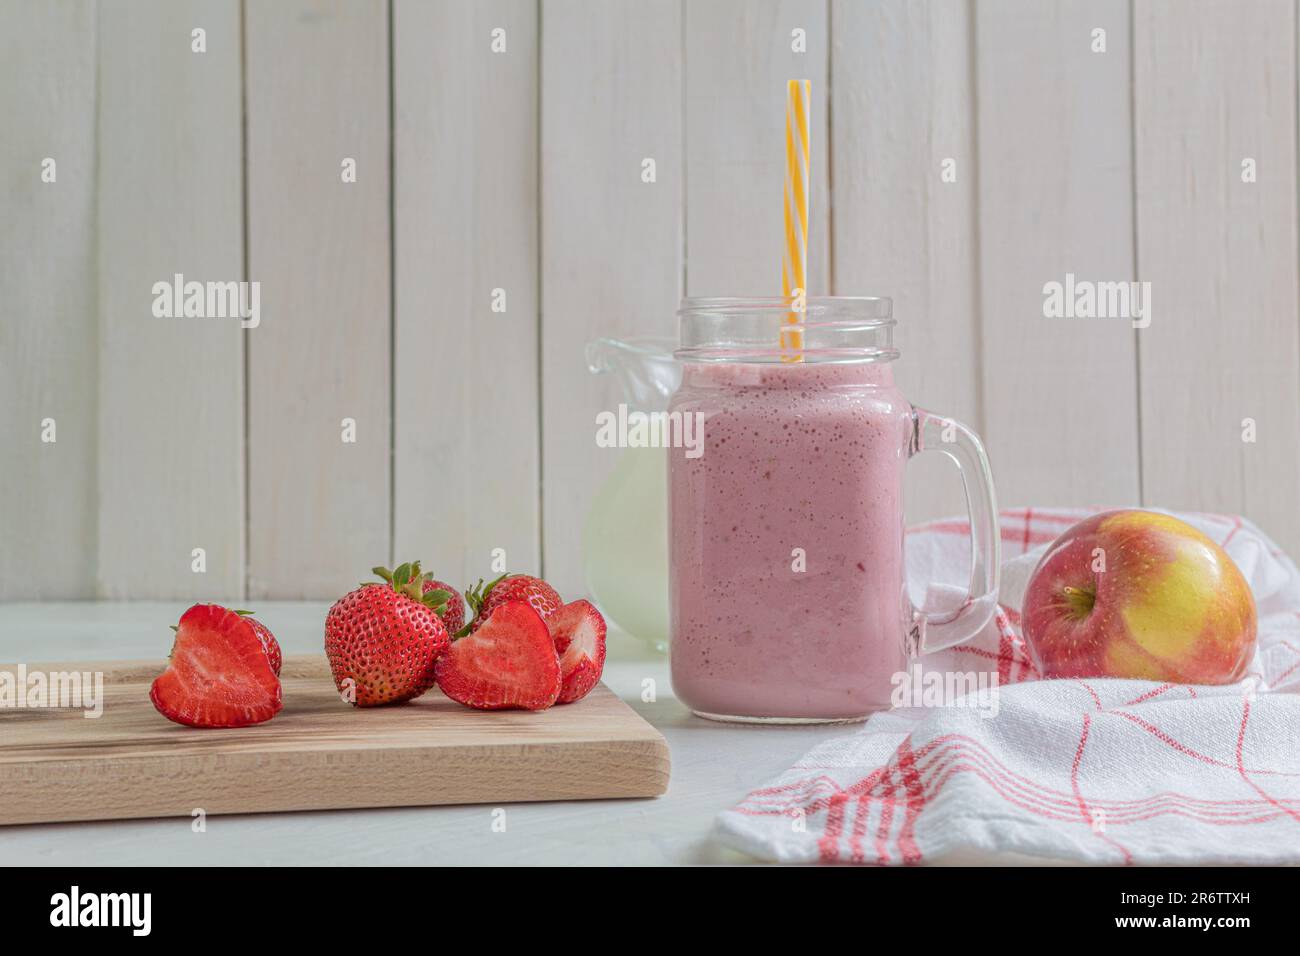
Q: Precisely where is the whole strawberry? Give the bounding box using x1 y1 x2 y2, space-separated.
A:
423 578 466 634
325 562 452 706
371 565 467 634
466 573 562 632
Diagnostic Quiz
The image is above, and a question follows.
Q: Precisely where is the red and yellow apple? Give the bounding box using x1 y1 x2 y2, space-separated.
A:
1021 510 1256 683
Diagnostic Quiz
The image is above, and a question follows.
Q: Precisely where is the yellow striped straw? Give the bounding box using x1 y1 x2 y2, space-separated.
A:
781 79 811 361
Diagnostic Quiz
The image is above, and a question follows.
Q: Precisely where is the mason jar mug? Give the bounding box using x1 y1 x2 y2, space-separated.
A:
667 297 1000 722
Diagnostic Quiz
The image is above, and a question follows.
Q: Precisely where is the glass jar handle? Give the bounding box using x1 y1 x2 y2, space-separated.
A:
905 409 1001 655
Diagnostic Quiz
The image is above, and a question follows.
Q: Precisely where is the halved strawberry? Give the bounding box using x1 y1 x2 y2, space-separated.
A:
150 604 283 728
434 601 561 710
233 610 281 675
549 600 606 704
464 573 562 632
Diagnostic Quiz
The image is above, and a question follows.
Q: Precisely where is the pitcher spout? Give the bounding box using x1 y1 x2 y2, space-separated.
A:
585 336 680 413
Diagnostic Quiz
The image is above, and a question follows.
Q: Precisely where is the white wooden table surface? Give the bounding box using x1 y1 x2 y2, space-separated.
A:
0 602 1038 866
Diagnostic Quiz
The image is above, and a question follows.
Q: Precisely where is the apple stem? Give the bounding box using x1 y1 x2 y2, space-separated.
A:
1061 585 1096 619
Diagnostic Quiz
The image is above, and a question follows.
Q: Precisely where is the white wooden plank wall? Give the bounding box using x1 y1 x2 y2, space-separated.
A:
246 0 392 598
541 0 681 596
0 0 98 599
394 0 541 589
97 0 246 598
975 0 1141 510
1134 0 1300 553
3 0 1300 601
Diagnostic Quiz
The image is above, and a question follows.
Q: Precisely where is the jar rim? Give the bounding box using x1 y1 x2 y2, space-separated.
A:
678 295 893 319
676 296 898 364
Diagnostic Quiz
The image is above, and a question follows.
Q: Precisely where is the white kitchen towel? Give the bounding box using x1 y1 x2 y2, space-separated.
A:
716 508 1300 865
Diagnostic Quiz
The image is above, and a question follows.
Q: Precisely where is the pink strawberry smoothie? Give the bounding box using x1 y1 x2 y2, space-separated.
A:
668 360 913 720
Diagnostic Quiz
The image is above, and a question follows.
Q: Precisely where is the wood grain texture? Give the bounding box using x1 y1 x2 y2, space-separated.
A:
0 0 98 598
831 0 980 527
1134 0 1300 556
0 655 669 826
974 0 1141 509
685 0 829 296
96 0 245 598
392 0 540 586
246 0 391 597
540 0 683 596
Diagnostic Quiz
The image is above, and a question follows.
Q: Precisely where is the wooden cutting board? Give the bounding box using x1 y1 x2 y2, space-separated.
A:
0 655 670 825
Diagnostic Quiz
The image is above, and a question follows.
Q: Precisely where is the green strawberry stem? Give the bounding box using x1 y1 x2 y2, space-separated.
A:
371 561 450 616
455 571 513 638
463 572 509 617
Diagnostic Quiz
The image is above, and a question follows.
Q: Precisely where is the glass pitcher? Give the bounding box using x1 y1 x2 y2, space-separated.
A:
668 297 1000 723
583 336 679 652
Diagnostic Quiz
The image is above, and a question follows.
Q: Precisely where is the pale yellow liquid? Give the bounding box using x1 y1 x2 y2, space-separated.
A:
582 445 670 652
